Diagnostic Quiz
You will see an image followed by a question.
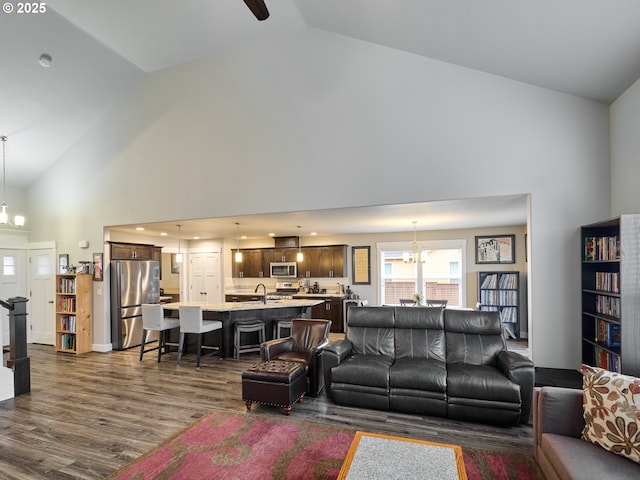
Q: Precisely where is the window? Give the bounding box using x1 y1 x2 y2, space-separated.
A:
35 254 51 276
378 240 466 306
3 255 15 277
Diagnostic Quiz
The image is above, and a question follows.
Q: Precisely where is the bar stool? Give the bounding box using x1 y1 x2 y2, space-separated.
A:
140 304 180 363
234 320 265 361
178 305 223 368
273 319 292 339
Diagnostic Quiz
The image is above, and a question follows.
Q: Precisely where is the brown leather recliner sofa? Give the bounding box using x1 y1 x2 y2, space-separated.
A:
322 306 534 426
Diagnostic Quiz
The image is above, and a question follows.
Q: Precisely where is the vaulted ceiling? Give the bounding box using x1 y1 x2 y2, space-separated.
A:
3 0 640 189
2 1 639 238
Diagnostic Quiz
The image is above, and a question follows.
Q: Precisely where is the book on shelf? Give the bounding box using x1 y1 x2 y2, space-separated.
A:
583 236 620 261
596 319 621 348
60 333 76 350
58 277 76 293
500 307 518 323
59 297 76 312
595 295 620 318
498 273 518 289
593 346 621 373
61 315 76 332
595 271 619 293
480 274 498 289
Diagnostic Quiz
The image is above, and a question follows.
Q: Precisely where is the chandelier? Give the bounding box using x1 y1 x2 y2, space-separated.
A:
0 136 25 227
403 221 425 263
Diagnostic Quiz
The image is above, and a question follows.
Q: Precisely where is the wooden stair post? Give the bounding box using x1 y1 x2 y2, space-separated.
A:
1 296 30 396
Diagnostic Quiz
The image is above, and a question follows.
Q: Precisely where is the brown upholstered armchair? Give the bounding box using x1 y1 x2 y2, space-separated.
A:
260 318 331 396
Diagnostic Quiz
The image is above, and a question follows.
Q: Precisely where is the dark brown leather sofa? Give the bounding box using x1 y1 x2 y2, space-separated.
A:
322 306 534 426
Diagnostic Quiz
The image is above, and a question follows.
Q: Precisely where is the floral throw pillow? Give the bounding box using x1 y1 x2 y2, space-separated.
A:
581 364 640 463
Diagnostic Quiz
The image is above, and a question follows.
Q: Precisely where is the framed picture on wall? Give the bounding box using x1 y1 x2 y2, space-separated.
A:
352 246 371 285
475 235 515 264
171 253 180 274
93 253 103 281
58 254 69 274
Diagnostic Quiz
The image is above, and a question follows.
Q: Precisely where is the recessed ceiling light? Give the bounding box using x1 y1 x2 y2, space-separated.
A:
268 232 275 237
241 235 247 239
38 53 52 67
160 232 168 236
310 232 317 236
136 227 144 231
193 236 200 240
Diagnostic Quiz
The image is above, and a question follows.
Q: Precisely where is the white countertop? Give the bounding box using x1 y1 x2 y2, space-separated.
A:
163 299 324 312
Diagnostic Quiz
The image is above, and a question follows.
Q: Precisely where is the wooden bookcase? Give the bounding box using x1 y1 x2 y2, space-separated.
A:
478 271 521 339
55 273 93 354
581 215 640 375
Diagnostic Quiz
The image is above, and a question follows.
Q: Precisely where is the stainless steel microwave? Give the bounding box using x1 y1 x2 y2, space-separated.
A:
270 262 297 278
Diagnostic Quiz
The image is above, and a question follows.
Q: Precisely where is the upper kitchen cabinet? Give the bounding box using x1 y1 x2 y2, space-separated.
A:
232 249 265 278
267 248 299 264
109 242 155 260
299 245 347 278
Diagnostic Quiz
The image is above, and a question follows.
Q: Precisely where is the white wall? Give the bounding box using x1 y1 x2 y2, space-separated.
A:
611 77 640 215
24 28 611 368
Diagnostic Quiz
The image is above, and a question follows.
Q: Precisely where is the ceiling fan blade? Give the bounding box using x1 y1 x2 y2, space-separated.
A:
243 0 269 21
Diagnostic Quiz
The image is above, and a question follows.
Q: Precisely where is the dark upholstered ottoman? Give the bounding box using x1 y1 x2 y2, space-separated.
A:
242 360 308 415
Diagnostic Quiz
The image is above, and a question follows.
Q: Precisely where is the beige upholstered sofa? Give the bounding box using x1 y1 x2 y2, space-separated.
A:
533 386 640 479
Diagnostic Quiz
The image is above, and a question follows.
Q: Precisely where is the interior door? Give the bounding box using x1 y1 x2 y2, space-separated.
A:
0 249 27 347
29 249 56 344
189 252 221 302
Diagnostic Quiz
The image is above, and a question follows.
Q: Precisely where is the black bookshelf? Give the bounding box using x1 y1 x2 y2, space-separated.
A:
581 215 640 375
478 271 521 339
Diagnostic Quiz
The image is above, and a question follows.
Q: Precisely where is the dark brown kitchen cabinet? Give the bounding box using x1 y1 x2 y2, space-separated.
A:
110 242 154 260
309 297 345 333
298 245 347 278
232 249 261 278
267 248 298 264
232 249 265 278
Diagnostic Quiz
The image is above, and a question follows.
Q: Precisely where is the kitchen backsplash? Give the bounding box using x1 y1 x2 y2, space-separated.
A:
227 277 350 294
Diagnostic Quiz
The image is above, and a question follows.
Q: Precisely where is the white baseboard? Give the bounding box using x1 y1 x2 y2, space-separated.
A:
92 343 112 353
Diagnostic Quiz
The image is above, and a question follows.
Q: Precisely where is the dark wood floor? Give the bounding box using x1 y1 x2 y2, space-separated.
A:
1 342 537 480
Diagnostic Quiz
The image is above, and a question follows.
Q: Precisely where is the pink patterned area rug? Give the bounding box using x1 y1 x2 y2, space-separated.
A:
105 410 544 480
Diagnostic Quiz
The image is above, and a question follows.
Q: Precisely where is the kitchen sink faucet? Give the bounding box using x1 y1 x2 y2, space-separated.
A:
255 283 267 304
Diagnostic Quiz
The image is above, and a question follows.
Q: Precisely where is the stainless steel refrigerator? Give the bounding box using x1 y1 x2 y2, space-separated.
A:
110 260 160 350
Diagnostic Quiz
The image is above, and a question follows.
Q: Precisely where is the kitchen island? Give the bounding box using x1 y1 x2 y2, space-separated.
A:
163 299 323 358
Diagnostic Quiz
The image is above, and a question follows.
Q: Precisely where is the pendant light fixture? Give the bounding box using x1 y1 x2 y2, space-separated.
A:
175 224 183 263
403 221 425 264
0 136 25 227
235 222 243 263
296 225 303 262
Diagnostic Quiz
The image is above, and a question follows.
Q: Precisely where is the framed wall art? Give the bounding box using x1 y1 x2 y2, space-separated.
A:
58 254 69 274
93 253 103 281
352 246 371 285
475 235 515 264
171 253 180 274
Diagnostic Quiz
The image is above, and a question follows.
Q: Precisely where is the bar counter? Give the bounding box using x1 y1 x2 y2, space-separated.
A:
163 299 323 358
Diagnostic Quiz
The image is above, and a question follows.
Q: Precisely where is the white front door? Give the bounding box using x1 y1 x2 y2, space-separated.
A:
0 248 27 347
29 248 56 345
189 252 221 303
